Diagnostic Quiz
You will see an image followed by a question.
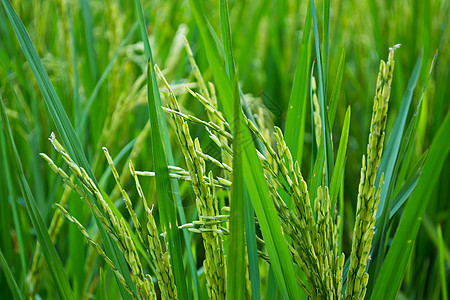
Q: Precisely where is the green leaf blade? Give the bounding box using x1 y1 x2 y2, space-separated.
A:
0 249 23 300
189 1 300 298
371 111 450 299
310 0 334 185
1 1 137 297
330 105 351 209
0 97 74 300
226 76 246 300
284 2 312 166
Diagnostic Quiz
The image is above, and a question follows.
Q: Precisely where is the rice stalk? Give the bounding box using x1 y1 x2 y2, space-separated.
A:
345 46 398 300
42 134 157 299
135 167 231 190
184 38 231 175
130 161 178 300
155 64 226 300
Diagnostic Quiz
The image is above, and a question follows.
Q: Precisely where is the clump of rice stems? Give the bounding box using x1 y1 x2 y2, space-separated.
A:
41 134 157 299
105 148 178 299
158 57 344 297
183 38 231 175
155 64 226 300
230 108 342 297
345 46 398 300
271 126 343 298
129 161 178 300
45 33 398 299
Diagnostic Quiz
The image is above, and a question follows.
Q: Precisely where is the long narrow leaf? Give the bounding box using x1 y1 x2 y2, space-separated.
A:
219 2 247 298
437 226 448 300
244 189 261 300
133 1 192 298
0 97 74 300
330 105 351 209
371 111 450 299
0 108 27 278
0 129 13 265
0 249 23 300
1 2 136 297
189 0 300 298
375 54 423 221
388 173 420 219
327 47 346 128
146 59 190 300
310 0 334 185
226 75 246 299
219 0 235 81
322 0 330 93
284 2 312 166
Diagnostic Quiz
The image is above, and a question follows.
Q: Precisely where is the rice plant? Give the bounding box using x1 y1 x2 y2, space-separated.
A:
0 0 449 299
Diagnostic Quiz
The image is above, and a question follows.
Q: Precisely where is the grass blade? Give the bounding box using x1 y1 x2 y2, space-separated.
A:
218 3 261 295
375 54 423 221
220 0 235 81
134 1 192 298
0 130 12 265
244 190 261 300
189 1 300 298
311 0 334 185
388 172 420 219
226 75 246 299
0 249 23 300
368 54 428 292
370 110 450 299
284 1 312 166
437 226 448 300
422 216 450 264
330 105 351 209
0 114 27 279
146 58 189 300
0 97 74 300
322 0 330 93
219 2 247 298
1 2 136 297
327 47 346 128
